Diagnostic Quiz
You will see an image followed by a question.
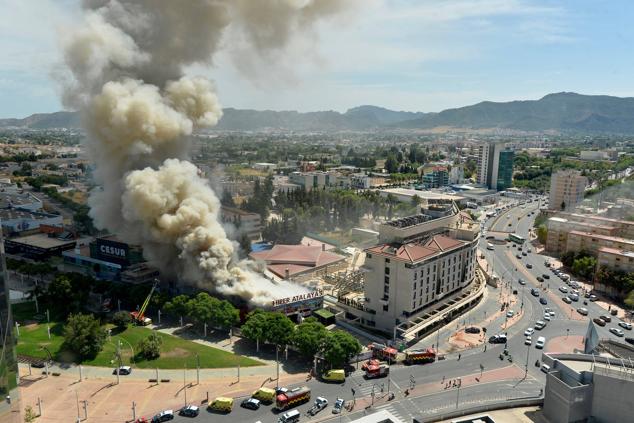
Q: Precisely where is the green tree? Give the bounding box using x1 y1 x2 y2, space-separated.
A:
624 290 634 310
322 330 361 368
239 233 252 255
572 256 597 279
560 251 576 267
138 332 162 360
208 298 239 331
536 225 548 244
384 155 399 173
63 313 106 359
241 310 269 351
221 189 236 207
46 275 74 315
163 295 191 317
24 405 37 423
266 312 295 347
112 311 132 330
291 318 328 358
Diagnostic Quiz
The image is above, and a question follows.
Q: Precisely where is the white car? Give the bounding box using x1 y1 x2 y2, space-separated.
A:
618 322 633 330
506 310 515 318
577 307 589 316
543 314 551 321
610 328 625 337
525 336 532 345
535 336 546 349
524 328 535 336
559 286 568 293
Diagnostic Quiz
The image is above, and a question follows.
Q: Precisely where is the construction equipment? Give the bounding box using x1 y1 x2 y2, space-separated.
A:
130 281 157 326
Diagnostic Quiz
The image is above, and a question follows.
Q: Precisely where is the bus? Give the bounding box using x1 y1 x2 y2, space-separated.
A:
508 233 525 244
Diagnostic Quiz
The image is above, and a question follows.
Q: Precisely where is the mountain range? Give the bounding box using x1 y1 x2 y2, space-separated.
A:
3 92 634 134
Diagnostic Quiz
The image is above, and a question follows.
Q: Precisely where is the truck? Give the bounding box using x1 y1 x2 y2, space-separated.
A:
275 386 311 411
364 364 389 379
307 397 328 416
404 348 436 365
368 343 398 361
130 281 157 325
322 369 345 383
361 359 380 371
252 387 276 403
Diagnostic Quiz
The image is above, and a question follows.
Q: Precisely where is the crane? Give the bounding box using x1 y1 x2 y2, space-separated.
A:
130 280 157 326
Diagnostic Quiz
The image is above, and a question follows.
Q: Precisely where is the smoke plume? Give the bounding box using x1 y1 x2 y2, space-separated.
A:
61 0 347 305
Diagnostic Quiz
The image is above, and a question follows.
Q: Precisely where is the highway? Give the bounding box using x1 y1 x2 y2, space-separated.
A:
162 197 631 423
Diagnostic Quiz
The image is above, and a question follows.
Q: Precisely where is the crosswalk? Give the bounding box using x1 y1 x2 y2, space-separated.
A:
378 404 410 423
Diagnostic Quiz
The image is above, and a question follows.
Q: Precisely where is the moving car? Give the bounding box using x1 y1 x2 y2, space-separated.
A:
179 406 199 418
252 387 276 403
516 254 522 259
535 320 547 330
518 279 526 285
545 308 555 317
593 318 606 327
610 328 625 337
531 288 540 297
618 322 633 330
524 327 535 336
569 293 579 302
241 398 261 410
540 297 548 305
489 334 508 344
589 294 598 302
525 336 532 345
537 277 544 283
151 410 174 422
522 251 527 256
113 366 132 375
535 336 546 349
526 263 533 269
465 326 481 334
543 313 551 321
506 310 515 318
279 409 301 423
332 398 344 414
577 307 589 316
600 315 612 323
543 274 550 280
322 369 345 383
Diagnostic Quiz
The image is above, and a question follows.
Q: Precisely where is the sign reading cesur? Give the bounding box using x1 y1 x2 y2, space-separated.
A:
99 244 127 258
272 289 324 307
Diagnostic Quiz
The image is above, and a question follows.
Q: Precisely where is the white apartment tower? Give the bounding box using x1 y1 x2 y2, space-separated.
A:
549 170 588 211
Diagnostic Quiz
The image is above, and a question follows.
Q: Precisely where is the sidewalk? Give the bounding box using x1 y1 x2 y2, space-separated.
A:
18 364 309 422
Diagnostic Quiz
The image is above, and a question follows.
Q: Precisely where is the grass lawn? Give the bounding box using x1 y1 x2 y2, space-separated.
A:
14 303 262 369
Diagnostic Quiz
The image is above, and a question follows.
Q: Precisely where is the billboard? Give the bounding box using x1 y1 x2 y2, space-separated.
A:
92 237 130 265
271 289 324 316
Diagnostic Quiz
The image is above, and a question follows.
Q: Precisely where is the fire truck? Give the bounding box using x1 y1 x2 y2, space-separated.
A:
368 343 398 361
130 281 157 326
365 364 390 379
275 386 311 411
404 348 436 365
361 358 380 371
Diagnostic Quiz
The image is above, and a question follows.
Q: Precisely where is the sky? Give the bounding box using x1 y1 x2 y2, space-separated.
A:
2 0 634 118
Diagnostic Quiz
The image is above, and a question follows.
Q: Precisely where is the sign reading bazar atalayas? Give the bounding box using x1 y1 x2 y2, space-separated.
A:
272 289 324 307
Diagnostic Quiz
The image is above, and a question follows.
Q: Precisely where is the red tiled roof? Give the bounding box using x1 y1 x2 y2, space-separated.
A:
366 235 465 263
249 244 345 277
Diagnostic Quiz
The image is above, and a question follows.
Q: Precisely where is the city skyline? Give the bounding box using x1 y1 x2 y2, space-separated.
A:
2 0 634 118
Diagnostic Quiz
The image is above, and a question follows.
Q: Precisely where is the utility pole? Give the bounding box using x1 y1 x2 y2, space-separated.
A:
237 358 241 383
75 391 80 422
132 402 136 421
37 397 42 416
275 345 280 388
525 344 531 377
183 366 187 406
196 354 200 385
82 400 88 420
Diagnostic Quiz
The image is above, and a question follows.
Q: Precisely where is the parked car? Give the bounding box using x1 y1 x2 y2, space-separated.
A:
489 334 508 344
593 318 606 327
563 295 571 304
537 277 544 283
618 322 633 330
506 310 515 318
589 295 598 302
531 288 540 297
524 327 535 336
307 397 328 416
610 328 625 337
626 337 634 345
543 313 551 321
543 274 550 280
518 279 526 285
516 254 522 259
526 263 533 269
611 309 618 316
545 308 555 317
465 326 481 334
577 307 589 316
540 297 548 305
559 286 568 293
151 410 174 422
535 336 546 349
241 398 261 410
600 315 612 323
525 336 532 345
569 294 579 302
179 406 199 418
332 398 344 414
522 251 527 256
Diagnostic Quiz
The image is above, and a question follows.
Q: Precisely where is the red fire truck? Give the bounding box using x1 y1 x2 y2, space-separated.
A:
361 359 380 371
365 364 390 379
275 386 311 411
368 343 398 361
404 348 436 365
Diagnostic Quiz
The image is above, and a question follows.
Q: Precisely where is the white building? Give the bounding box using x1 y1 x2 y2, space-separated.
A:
252 162 278 171
378 188 465 206
289 171 339 191
549 170 588 211
449 165 464 184
220 206 262 240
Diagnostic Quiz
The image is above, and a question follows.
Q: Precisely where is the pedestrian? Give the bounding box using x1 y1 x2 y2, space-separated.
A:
458 353 461 361
442 375 445 383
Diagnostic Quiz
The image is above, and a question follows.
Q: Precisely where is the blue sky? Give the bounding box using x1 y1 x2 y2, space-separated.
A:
1 0 634 117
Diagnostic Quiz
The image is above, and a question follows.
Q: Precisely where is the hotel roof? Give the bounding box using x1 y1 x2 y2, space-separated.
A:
249 244 345 278
366 235 466 263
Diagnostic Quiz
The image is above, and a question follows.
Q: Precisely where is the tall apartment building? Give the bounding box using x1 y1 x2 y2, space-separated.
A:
548 170 588 211
477 142 514 191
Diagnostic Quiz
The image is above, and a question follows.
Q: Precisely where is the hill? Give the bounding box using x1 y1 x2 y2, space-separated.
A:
3 93 634 133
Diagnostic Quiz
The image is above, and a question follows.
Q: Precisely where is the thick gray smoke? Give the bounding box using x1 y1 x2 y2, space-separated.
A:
61 0 347 305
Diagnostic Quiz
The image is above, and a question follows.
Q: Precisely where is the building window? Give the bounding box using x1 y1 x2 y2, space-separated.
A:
385 258 390 263
385 267 390 275
383 304 389 312
413 282 417 289
384 276 390 284
367 253 372 259
384 286 390 294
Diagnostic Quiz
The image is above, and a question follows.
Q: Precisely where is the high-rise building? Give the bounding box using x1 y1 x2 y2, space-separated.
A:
477 142 514 191
549 170 588 211
0 228 20 422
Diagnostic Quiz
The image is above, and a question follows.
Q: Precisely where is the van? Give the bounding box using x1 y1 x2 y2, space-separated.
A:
208 397 233 413
252 387 276 403
540 363 550 373
278 409 300 423
535 336 546 349
322 369 345 383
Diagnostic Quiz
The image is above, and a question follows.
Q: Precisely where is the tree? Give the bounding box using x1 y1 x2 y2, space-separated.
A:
138 332 162 360
572 256 597 279
266 312 295 347
163 295 191 318
208 298 239 331
241 310 269 351
625 290 634 310
112 311 132 330
46 275 74 315
221 189 236 207
561 251 576 267
536 225 548 244
239 233 252 255
63 313 106 359
291 318 328 358
24 405 37 423
322 330 361 368
384 155 398 174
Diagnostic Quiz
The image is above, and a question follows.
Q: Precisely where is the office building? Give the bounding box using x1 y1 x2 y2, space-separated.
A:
422 166 449 188
220 206 262 240
548 170 588 212
476 142 514 191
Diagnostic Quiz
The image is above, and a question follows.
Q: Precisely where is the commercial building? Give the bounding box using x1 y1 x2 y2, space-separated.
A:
542 352 634 423
4 232 76 260
0 208 63 236
548 170 588 211
477 142 514 191
289 171 338 191
220 206 262 240
378 188 465 207
422 166 449 188
545 212 634 254
334 203 481 341
0 192 43 212
579 150 618 161
249 244 346 280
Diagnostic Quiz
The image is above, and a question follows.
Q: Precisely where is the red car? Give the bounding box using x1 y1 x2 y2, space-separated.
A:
135 418 149 423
